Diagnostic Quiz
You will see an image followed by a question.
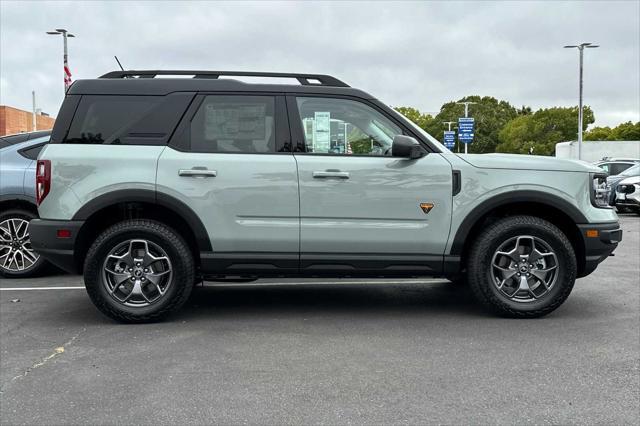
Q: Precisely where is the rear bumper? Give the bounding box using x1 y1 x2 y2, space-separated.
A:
577 222 622 278
29 219 83 274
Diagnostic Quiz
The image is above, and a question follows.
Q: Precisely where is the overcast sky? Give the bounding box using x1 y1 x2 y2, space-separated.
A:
1 0 638 127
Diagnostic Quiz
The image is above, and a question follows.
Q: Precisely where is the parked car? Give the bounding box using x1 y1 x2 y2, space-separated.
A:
30 70 621 322
0 130 51 149
594 157 639 176
0 131 51 277
615 175 640 214
607 164 640 210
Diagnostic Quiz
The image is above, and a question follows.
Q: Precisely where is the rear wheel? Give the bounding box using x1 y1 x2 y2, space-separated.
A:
0 209 48 278
467 215 577 318
84 220 194 323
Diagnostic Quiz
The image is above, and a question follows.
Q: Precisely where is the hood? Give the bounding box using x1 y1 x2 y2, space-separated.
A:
459 153 601 173
619 175 640 186
607 174 628 185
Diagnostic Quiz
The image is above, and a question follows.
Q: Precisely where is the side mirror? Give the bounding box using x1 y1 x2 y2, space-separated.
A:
392 135 427 159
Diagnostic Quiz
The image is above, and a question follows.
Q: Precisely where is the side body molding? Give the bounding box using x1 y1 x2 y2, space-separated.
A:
71 189 212 251
449 190 588 255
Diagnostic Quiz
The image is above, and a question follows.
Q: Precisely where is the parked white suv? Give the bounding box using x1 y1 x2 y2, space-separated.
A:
29 70 622 322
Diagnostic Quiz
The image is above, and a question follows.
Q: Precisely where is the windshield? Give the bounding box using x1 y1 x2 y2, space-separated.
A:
621 164 640 176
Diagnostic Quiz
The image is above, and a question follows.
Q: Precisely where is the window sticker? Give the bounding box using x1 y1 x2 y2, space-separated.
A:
205 103 266 140
313 111 331 152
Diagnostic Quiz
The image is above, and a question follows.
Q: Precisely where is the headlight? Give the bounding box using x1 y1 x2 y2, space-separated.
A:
590 172 612 208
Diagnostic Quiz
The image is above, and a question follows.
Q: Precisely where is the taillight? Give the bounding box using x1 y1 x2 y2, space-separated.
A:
36 160 51 206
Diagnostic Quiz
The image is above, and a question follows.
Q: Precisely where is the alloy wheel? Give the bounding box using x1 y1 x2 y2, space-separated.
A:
0 218 40 272
102 239 173 307
490 235 559 303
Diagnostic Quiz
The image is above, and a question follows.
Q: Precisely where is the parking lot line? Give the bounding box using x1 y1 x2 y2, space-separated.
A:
0 286 84 291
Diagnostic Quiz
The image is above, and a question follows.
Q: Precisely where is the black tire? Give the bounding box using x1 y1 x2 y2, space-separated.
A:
616 206 630 214
467 215 577 318
446 273 467 286
84 220 194 323
0 208 49 278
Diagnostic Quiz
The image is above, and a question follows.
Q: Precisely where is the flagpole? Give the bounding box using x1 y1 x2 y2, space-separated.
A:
63 31 69 93
46 29 75 95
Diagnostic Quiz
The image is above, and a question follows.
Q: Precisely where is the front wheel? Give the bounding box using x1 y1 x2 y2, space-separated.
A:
467 215 577 318
84 220 194 323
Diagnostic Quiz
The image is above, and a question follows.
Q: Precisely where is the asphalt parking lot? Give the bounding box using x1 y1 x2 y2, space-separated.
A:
1 215 638 425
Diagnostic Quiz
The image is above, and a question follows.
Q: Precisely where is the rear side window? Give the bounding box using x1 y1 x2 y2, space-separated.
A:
62 94 194 145
610 163 632 176
189 95 276 153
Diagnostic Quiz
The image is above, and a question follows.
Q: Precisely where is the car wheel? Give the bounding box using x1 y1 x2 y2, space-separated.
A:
0 208 48 278
467 215 576 318
84 220 194 323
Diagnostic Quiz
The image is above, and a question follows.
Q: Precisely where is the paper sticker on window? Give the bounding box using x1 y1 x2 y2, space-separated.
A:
205 103 266 140
313 111 330 152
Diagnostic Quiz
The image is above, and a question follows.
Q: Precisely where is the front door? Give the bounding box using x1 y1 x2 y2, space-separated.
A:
289 96 453 275
158 94 299 274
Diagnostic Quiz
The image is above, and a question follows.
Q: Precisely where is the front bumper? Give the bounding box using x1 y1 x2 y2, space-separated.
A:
29 219 84 274
577 222 622 278
615 193 640 208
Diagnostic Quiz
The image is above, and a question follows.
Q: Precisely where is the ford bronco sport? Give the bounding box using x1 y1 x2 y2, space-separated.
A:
29 70 622 322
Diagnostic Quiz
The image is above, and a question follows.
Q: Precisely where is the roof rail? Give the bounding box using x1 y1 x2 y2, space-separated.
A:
99 70 350 87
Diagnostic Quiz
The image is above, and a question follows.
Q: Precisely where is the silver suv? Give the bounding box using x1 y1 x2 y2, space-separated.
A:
29 70 622 322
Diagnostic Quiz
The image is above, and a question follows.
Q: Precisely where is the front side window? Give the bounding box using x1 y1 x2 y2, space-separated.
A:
190 96 276 153
295 97 402 156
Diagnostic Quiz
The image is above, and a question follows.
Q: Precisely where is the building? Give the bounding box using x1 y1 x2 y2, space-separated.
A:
556 140 640 162
0 105 55 136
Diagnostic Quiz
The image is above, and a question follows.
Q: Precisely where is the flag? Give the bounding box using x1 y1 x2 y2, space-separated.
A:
64 63 72 90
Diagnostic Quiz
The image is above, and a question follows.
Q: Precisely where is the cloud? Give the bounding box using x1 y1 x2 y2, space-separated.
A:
1 0 638 127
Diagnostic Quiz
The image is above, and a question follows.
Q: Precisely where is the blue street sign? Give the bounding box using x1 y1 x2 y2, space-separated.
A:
443 131 455 150
458 117 475 144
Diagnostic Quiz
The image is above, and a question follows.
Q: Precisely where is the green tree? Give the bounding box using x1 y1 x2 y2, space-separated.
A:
496 106 595 155
393 106 442 140
434 96 518 153
584 126 613 141
585 121 640 141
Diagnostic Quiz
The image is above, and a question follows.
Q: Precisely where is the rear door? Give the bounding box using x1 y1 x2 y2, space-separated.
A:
288 95 453 275
158 94 299 274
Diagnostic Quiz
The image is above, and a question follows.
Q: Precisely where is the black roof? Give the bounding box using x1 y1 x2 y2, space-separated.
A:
68 70 375 99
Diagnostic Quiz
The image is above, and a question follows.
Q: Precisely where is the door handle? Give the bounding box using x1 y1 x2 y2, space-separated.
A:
178 168 217 178
312 170 350 179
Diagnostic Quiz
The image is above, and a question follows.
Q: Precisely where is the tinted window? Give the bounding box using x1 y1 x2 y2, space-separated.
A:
19 143 47 160
598 163 610 174
610 163 633 176
295 97 402 155
190 96 276 153
64 96 160 144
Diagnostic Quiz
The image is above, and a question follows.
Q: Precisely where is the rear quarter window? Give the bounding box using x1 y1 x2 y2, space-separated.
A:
62 94 194 146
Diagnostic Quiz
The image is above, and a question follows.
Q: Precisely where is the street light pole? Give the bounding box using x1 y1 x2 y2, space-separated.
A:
564 42 599 160
47 29 75 95
443 121 455 131
456 101 476 154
